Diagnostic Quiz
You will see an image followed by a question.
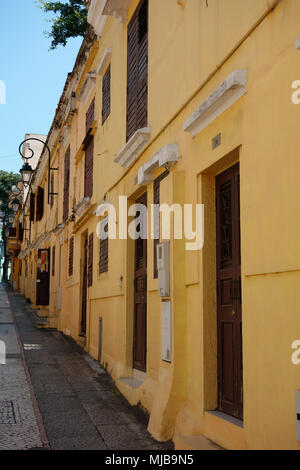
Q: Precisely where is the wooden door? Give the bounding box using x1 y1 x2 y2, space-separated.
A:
36 248 50 306
133 193 147 372
216 163 243 420
80 233 88 337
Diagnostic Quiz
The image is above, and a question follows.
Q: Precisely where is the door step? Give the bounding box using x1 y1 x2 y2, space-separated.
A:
174 434 222 451
117 376 145 405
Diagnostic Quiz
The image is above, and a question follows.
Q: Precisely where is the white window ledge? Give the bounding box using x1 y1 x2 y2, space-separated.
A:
103 0 131 23
184 69 247 137
78 71 96 106
97 48 112 76
136 144 179 186
73 197 91 218
295 37 300 49
114 128 151 169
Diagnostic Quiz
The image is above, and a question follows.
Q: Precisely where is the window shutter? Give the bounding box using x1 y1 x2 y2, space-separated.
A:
30 193 35 222
69 237 74 277
8 227 16 237
88 233 93 287
126 0 148 142
153 170 169 278
36 187 44 221
63 146 70 222
50 174 54 208
102 64 111 124
86 98 95 134
52 245 55 277
18 223 23 242
99 219 109 274
84 137 93 198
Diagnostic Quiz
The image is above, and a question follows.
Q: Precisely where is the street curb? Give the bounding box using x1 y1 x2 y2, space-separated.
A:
7 289 51 450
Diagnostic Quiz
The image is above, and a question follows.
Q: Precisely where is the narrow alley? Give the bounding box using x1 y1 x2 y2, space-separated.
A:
0 283 173 451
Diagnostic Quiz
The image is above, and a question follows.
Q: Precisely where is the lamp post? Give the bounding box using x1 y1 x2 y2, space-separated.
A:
18 137 58 203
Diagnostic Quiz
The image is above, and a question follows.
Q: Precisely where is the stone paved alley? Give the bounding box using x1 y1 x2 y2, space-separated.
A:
0 283 173 450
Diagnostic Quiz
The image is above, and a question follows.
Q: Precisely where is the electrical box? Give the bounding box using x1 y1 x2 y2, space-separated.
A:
157 241 170 297
296 390 300 442
161 301 172 362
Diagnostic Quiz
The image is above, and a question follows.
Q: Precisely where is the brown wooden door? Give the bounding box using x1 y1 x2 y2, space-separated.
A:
216 163 243 420
80 233 88 336
133 193 147 372
36 249 50 306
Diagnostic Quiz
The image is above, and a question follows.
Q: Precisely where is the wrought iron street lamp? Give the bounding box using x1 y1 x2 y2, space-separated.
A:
20 161 34 187
11 199 20 213
19 137 58 203
11 185 23 197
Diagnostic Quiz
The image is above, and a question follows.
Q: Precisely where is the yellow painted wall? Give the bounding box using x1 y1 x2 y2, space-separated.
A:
12 0 300 450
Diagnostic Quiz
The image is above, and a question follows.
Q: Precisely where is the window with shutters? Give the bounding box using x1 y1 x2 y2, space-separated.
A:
153 171 169 278
52 246 55 277
30 193 35 222
86 98 95 135
102 64 111 124
69 237 74 277
84 137 93 198
88 233 93 287
126 0 148 142
99 218 109 274
36 187 44 221
63 146 70 222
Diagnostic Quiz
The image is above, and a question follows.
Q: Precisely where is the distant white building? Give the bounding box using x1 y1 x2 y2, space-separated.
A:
21 134 47 202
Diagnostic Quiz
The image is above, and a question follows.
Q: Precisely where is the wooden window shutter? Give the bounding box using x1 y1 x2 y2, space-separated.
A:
86 98 95 134
18 223 23 242
84 137 93 198
69 237 74 277
52 246 55 277
126 0 148 142
99 219 109 274
50 174 54 208
63 146 70 222
30 193 35 222
8 227 16 237
36 187 44 221
153 170 169 278
88 233 93 287
102 64 111 124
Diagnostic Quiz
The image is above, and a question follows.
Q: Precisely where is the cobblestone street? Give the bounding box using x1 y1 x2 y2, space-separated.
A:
0 284 173 451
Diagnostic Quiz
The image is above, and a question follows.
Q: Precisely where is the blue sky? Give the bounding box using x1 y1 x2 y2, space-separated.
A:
0 0 83 174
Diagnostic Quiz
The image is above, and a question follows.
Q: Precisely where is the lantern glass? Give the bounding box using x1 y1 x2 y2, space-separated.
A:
12 199 20 213
20 162 33 187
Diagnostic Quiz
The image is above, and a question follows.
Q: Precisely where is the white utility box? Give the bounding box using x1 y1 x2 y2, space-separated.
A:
157 241 170 297
296 390 300 442
161 301 172 362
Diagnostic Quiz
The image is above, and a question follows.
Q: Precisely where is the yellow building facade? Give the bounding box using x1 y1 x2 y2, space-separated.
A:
10 0 300 450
